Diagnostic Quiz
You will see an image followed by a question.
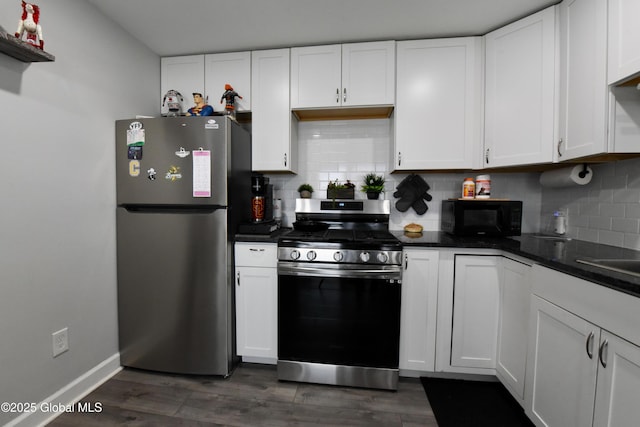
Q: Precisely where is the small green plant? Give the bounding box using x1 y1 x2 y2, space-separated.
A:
361 173 385 193
327 179 355 189
297 183 314 193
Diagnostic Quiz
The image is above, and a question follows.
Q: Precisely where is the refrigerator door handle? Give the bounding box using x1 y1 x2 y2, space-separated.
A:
121 205 223 214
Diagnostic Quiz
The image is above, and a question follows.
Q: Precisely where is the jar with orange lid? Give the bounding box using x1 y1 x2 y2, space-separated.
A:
462 178 475 199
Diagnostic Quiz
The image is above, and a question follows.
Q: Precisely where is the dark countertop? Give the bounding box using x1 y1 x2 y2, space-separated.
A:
236 229 640 298
235 228 291 243
395 230 640 298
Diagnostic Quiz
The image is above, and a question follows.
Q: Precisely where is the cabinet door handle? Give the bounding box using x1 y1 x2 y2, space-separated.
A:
586 331 595 359
599 339 609 368
485 148 490 164
249 248 265 252
336 88 340 103
398 152 402 167
236 272 240 286
557 138 563 157
284 153 287 167
404 253 408 270
343 87 347 103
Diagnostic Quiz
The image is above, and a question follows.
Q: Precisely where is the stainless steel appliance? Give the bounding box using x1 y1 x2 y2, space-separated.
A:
277 199 402 390
441 199 523 236
115 116 251 375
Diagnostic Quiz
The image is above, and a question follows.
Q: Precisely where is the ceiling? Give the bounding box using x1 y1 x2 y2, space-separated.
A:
87 0 560 57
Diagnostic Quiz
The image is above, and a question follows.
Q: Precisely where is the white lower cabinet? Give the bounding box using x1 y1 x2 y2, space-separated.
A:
234 243 277 362
525 265 640 427
526 295 599 427
450 255 501 370
592 331 640 427
399 249 439 372
496 257 531 404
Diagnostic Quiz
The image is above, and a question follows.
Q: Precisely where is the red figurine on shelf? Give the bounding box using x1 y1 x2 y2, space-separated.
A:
220 84 243 115
15 1 44 50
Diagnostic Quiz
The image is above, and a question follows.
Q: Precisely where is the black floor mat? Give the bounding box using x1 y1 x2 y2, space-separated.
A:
421 377 535 427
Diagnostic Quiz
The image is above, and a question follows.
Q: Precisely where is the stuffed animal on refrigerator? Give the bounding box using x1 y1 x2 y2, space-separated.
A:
162 90 184 117
15 1 44 50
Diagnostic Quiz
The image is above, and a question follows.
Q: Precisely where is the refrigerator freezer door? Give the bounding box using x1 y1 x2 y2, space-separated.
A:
116 117 230 206
117 206 233 375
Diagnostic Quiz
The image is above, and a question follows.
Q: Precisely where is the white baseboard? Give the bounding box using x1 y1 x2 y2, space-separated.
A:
6 353 122 427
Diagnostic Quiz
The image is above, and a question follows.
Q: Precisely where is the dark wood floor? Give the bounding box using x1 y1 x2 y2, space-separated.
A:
48 363 437 426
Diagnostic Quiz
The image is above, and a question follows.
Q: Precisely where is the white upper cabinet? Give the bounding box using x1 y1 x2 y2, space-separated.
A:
290 41 395 109
204 52 251 112
608 0 640 85
160 55 205 116
251 49 298 173
557 0 609 161
484 6 557 168
394 38 482 171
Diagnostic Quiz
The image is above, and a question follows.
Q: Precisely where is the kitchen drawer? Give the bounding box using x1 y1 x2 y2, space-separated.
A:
235 243 277 268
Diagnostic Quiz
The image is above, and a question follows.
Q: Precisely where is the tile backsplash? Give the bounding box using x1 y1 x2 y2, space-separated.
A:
263 119 640 250
265 119 541 233
540 157 640 250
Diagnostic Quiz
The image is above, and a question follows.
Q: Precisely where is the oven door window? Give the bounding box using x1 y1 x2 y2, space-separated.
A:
278 274 401 369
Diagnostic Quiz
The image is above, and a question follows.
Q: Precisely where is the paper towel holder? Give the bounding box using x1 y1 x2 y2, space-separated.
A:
578 164 590 179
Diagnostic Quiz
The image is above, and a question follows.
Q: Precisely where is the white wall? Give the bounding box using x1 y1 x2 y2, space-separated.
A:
266 119 542 233
0 1 158 424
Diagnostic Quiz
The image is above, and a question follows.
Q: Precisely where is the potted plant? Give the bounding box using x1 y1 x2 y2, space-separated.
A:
297 183 314 198
361 173 385 200
327 179 356 199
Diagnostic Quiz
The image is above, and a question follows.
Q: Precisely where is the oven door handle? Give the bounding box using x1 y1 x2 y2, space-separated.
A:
278 263 402 280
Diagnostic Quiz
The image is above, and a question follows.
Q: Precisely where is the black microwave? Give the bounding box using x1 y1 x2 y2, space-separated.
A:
441 199 523 236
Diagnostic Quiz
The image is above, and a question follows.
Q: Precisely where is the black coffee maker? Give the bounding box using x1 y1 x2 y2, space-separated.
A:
239 175 276 234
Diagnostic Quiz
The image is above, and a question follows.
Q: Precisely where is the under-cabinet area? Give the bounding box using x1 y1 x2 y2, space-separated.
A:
235 233 640 427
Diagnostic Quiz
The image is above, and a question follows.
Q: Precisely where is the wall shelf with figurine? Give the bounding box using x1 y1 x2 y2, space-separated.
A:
0 31 54 62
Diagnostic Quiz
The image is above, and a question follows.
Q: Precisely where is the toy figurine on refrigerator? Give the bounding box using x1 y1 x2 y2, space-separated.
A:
220 84 243 115
15 1 44 50
162 90 184 117
186 93 214 116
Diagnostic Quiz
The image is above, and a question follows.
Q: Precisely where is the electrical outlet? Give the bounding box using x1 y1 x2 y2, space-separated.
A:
52 327 69 357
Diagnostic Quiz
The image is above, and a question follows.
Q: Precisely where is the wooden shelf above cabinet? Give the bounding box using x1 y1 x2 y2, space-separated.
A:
0 31 55 62
292 106 394 121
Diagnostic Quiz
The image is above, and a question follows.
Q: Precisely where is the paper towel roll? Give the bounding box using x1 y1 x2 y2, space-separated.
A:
539 165 593 188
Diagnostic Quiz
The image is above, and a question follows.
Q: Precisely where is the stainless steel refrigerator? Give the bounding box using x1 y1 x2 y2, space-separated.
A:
115 116 251 376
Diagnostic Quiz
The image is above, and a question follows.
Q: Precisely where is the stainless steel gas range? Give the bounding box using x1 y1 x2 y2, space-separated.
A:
277 199 402 390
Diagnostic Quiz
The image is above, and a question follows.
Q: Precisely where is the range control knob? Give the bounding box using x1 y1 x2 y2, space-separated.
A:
333 251 344 262
360 251 370 263
377 252 389 263
307 250 317 261
290 249 300 260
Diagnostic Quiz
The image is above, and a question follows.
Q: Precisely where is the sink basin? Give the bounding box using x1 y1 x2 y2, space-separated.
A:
575 258 640 278
529 234 572 241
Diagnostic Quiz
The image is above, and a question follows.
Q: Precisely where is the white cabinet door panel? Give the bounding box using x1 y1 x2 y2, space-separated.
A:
526 296 599 427
451 255 500 369
593 331 640 427
399 249 439 372
204 52 251 112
